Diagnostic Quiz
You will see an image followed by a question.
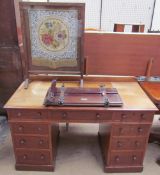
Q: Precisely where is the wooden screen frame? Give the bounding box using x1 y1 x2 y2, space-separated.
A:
19 1 85 79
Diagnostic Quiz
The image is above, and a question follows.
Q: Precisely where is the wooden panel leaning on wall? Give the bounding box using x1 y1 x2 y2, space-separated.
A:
84 32 160 76
0 0 23 114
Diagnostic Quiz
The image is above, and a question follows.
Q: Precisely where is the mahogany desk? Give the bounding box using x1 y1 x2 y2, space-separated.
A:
4 79 157 173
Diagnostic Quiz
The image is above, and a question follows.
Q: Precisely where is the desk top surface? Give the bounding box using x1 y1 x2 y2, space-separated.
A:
4 80 157 111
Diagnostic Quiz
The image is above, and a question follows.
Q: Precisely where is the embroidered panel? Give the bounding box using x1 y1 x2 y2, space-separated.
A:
28 9 79 69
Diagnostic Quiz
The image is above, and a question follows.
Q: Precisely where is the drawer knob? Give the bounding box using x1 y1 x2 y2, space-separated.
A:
17 112 22 117
141 114 145 120
135 141 140 147
132 155 137 161
121 114 127 120
115 156 120 162
37 112 42 116
18 126 24 131
23 155 27 160
117 141 123 147
39 140 44 145
20 139 25 144
62 112 67 119
119 128 124 134
40 154 45 160
96 113 100 119
38 127 42 131
138 127 143 133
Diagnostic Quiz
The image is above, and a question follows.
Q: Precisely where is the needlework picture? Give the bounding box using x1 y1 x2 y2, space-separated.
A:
28 9 79 69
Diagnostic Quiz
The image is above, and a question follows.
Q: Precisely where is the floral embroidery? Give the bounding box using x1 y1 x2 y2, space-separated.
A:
39 18 69 51
42 34 53 45
28 9 79 68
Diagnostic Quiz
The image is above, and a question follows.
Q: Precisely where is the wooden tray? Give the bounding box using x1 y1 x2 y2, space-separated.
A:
44 82 123 107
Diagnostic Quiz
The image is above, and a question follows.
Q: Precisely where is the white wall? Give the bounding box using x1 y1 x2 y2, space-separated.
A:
151 0 160 31
50 0 101 29
26 0 101 29
22 0 158 32
101 0 155 32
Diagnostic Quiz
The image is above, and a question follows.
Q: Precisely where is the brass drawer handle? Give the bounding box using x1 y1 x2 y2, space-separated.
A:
39 140 44 145
115 156 120 162
37 112 42 116
132 155 137 161
38 127 42 131
119 128 124 134
96 113 100 119
138 127 143 133
117 141 123 148
23 155 27 160
17 112 22 117
18 126 24 131
135 141 140 147
140 114 145 120
40 154 45 160
62 112 67 119
121 114 127 120
20 139 26 145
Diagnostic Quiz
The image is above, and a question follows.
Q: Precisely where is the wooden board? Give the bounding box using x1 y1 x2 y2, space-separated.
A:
44 86 123 107
84 32 160 76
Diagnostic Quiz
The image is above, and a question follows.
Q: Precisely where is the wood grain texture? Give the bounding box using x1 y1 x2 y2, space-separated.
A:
0 0 23 114
84 33 160 76
140 82 160 103
5 80 157 172
4 80 157 111
0 46 23 114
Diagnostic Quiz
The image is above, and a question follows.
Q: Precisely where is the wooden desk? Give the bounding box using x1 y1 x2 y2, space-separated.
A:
4 80 157 173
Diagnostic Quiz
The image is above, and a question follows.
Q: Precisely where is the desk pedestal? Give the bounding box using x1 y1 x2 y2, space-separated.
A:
98 123 149 173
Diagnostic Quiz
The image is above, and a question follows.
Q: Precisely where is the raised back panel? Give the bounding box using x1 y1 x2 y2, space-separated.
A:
84 32 160 76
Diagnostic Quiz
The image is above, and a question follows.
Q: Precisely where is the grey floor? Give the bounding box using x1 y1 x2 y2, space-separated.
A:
0 116 160 175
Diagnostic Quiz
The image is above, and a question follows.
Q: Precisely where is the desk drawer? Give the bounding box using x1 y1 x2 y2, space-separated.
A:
112 111 154 123
16 150 51 165
10 109 48 120
50 111 112 122
11 123 49 135
109 151 143 166
14 135 49 149
112 124 151 136
111 137 147 150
